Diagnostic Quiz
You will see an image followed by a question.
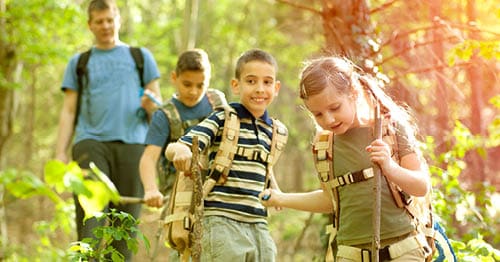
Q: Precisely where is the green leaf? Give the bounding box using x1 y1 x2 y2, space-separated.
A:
78 180 112 220
89 162 121 204
43 159 67 190
65 172 91 197
6 172 50 199
111 252 124 262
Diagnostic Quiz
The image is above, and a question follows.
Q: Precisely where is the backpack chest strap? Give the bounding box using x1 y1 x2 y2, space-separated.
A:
236 147 268 162
332 168 374 188
233 119 287 165
234 145 279 164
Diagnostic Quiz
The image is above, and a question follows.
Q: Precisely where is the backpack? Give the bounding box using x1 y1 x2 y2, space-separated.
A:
75 46 144 126
312 115 456 262
163 106 288 258
157 89 227 195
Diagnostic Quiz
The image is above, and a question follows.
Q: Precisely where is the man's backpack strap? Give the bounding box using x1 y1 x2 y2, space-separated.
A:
129 47 145 87
74 46 144 127
75 49 92 127
206 89 228 109
76 50 92 91
207 106 239 185
161 102 184 143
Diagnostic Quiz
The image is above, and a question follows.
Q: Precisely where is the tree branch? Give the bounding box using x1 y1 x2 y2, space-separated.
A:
372 19 500 58
369 0 400 15
390 61 471 81
376 35 460 66
274 0 322 16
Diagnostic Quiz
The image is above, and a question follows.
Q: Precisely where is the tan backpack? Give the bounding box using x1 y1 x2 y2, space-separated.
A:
163 106 288 259
157 88 227 195
311 116 436 261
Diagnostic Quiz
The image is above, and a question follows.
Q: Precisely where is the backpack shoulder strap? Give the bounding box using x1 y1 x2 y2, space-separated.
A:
208 106 239 185
311 130 340 255
262 118 288 189
129 46 145 88
76 49 92 90
382 117 437 257
75 49 92 127
312 131 339 215
381 117 414 208
206 88 228 109
161 101 184 143
268 118 288 167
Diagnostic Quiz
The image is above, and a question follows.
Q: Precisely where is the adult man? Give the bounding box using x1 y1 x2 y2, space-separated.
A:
55 0 161 260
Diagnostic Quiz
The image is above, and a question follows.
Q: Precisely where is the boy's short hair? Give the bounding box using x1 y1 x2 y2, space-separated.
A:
88 0 119 21
175 49 211 76
234 49 278 79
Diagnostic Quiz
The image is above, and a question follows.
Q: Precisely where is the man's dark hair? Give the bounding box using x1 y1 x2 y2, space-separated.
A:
87 0 119 21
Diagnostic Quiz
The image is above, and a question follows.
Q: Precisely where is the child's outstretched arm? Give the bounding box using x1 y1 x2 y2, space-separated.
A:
259 186 333 214
139 145 164 208
366 139 430 197
165 142 193 173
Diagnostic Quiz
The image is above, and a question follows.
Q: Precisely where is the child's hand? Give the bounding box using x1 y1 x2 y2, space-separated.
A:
172 149 192 172
259 189 283 211
166 142 192 172
141 89 162 113
144 189 164 208
366 139 395 172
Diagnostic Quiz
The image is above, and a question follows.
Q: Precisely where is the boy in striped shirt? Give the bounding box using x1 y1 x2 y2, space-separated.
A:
166 48 286 261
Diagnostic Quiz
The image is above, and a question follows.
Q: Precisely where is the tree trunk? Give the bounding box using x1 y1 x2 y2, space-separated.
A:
320 0 373 64
182 0 200 50
0 0 13 251
465 0 485 187
429 0 450 155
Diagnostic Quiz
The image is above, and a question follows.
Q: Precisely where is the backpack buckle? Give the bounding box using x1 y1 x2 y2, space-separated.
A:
337 174 348 186
362 168 374 179
360 249 371 262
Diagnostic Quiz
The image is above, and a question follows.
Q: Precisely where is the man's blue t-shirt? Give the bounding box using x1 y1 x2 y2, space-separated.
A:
61 44 160 144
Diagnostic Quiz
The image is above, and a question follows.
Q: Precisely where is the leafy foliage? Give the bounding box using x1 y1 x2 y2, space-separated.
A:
425 96 500 260
1 161 148 261
68 209 150 262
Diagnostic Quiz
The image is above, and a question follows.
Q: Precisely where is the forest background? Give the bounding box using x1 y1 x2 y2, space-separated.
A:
0 0 499 261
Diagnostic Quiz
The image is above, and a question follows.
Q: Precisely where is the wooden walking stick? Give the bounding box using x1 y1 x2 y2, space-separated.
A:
372 101 382 262
189 136 203 262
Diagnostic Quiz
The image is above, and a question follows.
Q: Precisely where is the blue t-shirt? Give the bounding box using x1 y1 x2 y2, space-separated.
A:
61 44 160 144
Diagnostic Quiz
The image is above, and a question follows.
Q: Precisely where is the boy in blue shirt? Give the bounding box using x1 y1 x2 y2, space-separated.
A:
140 49 226 208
